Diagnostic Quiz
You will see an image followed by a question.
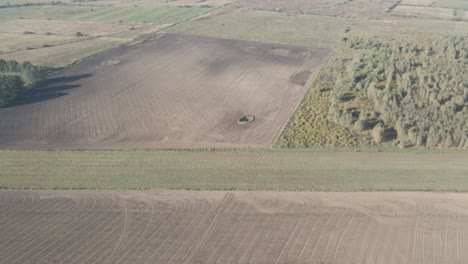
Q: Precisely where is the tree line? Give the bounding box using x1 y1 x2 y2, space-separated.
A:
0 60 50 106
326 34 467 148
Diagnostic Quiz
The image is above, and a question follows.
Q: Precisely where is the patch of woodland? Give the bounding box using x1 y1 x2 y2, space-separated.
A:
327 34 467 148
0 60 51 106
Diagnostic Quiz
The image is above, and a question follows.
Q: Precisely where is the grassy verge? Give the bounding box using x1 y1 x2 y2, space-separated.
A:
0 149 466 191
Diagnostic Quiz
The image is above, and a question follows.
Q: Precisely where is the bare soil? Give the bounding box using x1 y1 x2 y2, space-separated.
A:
1 190 468 264
0 33 330 149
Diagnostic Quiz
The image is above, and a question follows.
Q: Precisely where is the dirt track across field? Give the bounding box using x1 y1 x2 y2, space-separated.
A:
0 34 330 149
1 190 468 264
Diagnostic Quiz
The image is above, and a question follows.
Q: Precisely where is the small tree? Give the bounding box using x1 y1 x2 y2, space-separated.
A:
0 75 25 106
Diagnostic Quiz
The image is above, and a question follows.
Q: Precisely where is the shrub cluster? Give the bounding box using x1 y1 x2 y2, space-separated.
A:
328 34 467 148
0 60 50 106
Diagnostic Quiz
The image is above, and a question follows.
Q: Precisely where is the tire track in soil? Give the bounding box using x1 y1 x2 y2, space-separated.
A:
255 196 297 263
150 200 209 264
126 199 185 264
0 192 38 228
295 206 327 262
233 151 265 191
29 195 112 264
181 193 235 264
0 198 76 261
203 201 249 264
321 208 350 260
111 199 155 264
305 207 339 262
228 200 276 264
212 201 259 263
104 199 129 264
173 199 241 264
332 210 357 261
0 198 78 263
23 197 100 263
250 202 291 263
0 194 62 240
359 218 378 264
114 200 175 264
65 198 126 264
139 198 198 264
64 213 123 264
2 191 468 263
273 199 309 264
285 201 320 262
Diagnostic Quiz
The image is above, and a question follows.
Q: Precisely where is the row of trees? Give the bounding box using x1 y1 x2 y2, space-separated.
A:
0 60 50 106
326 34 467 148
0 1 63 8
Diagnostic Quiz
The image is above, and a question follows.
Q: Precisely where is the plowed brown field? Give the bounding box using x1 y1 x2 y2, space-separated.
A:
1 191 468 264
0 34 330 149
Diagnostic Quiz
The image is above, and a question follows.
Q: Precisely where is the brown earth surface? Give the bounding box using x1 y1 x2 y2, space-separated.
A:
1 190 468 263
0 33 330 149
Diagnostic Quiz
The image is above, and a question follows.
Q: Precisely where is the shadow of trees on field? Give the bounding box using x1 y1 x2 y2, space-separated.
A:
47 74 93 84
2 73 92 108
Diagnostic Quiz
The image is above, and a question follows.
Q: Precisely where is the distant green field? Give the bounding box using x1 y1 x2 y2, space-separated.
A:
169 10 349 47
168 10 468 47
0 6 91 20
0 149 467 191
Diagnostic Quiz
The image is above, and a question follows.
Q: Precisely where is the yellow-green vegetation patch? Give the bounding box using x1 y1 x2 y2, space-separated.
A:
277 55 358 148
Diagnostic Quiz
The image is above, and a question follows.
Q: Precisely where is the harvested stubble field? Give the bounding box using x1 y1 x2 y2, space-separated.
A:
1 190 468 264
1 149 467 191
0 33 330 149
